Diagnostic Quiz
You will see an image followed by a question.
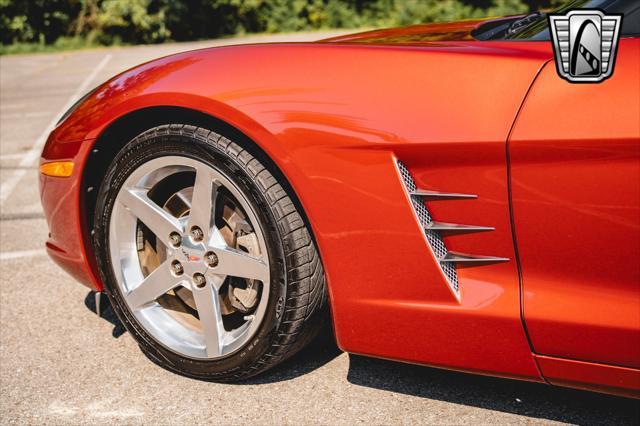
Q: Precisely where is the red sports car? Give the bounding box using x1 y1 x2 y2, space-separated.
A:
39 0 639 397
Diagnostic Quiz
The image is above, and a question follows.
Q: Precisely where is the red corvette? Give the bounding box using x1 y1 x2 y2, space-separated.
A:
39 0 639 396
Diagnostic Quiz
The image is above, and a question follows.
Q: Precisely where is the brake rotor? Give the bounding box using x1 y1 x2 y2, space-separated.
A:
219 205 261 314
138 186 263 317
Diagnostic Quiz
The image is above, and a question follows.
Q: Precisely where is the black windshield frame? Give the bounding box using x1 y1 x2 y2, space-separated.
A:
473 0 640 41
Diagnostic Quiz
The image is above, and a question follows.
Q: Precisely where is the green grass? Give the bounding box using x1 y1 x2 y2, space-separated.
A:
0 37 107 55
0 29 359 56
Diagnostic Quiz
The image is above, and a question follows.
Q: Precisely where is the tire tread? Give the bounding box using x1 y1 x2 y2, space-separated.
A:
94 124 327 382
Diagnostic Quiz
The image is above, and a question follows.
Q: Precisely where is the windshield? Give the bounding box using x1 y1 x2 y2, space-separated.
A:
473 0 640 41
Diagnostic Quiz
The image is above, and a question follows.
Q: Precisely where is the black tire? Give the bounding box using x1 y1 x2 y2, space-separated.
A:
92 124 327 381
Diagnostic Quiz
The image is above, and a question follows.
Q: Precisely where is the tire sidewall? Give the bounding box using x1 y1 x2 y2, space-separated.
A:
93 130 288 380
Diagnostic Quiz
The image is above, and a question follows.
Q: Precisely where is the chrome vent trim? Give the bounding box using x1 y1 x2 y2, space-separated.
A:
409 189 477 201
395 159 509 296
396 160 460 294
426 221 494 235
440 252 509 265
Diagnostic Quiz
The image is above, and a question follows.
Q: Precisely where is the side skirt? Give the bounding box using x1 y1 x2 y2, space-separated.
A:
535 354 640 399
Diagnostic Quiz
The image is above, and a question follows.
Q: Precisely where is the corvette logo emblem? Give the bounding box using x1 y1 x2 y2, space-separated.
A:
179 248 200 262
549 9 622 83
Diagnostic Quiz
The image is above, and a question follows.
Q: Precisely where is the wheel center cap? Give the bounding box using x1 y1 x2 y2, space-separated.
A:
186 253 201 262
177 238 207 265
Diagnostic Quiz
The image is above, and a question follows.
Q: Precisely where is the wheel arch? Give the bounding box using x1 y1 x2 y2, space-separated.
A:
81 106 330 315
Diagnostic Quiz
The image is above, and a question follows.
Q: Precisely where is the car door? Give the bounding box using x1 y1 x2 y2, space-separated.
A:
508 37 640 368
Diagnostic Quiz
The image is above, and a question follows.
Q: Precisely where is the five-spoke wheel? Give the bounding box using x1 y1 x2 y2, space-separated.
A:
111 156 270 359
94 125 326 380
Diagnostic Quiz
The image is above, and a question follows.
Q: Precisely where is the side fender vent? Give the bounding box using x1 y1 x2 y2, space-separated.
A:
395 160 508 296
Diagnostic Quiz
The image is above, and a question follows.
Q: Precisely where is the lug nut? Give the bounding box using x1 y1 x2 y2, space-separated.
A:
169 232 182 247
204 251 219 267
171 260 184 276
190 226 204 242
193 272 206 288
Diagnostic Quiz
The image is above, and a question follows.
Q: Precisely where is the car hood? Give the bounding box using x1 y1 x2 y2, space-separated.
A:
322 18 494 44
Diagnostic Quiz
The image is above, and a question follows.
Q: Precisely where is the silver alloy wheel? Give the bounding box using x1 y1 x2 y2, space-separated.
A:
109 155 270 359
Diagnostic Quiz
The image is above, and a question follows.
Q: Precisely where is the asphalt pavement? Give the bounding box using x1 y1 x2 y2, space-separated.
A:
1 32 639 425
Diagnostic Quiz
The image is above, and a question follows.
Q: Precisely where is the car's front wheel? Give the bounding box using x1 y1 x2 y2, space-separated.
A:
92 124 327 381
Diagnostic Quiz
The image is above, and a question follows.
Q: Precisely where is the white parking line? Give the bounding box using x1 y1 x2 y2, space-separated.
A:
0 150 39 161
0 54 112 203
0 103 25 111
1 111 51 119
0 248 46 261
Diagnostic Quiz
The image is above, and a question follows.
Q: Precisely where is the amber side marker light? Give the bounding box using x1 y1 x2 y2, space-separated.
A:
40 161 74 177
